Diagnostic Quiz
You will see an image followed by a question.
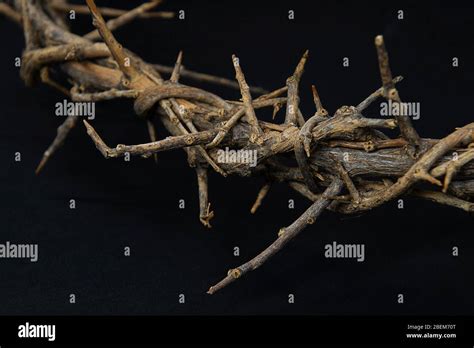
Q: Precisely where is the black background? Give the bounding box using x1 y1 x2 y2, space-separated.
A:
0 0 473 316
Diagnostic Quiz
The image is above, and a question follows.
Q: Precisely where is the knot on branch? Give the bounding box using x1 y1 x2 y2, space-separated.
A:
334 105 357 118
227 268 242 279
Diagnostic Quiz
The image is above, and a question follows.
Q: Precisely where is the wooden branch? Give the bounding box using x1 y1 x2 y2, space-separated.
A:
284 50 308 125
208 178 343 294
36 116 78 174
196 166 214 227
250 182 271 214
84 0 163 41
85 0 139 80
153 63 268 94
232 55 263 142
51 2 174 19
5 1 474 294
0 3 22 24
374 35 421 148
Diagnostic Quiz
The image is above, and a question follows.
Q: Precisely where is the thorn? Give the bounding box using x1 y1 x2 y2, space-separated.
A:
250 183 271 214
293 49 309 79
303 138 312 157
146 119 158 163
199 203 214 228
414 169 443 187
272 103 281 120
170 50 183 83
374 35 384 46
35 154 49 175
34 115 78 175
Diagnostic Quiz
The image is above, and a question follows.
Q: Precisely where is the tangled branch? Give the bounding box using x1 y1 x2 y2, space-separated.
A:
2 0 473 294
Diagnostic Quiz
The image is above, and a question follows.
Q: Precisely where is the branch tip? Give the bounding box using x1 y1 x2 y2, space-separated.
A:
83 120 112 158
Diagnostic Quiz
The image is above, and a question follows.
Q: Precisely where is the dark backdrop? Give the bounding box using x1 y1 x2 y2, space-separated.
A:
1 0 473 315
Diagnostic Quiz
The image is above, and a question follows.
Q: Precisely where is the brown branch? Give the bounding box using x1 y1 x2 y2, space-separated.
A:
146 118 159 163
83 120 218 158
196 166 214 227
374 35 420 148
356 75 403 112
84 0 163 41
70 85 139 101
51 2 174 19
284 50 309 125
206 94 287 149
412 190 474 213
293 83 328 193
40 68 70 96
153 63 268 94
36 116 78 174
232 55 263 142
85 0 139 80
21 0 38 51
338 123 474 213
170 51 183 83
325 138 408 152
208 178 343 294
0 3 22 24
431 147 474 192
334 160 361 203
250 182 271 214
